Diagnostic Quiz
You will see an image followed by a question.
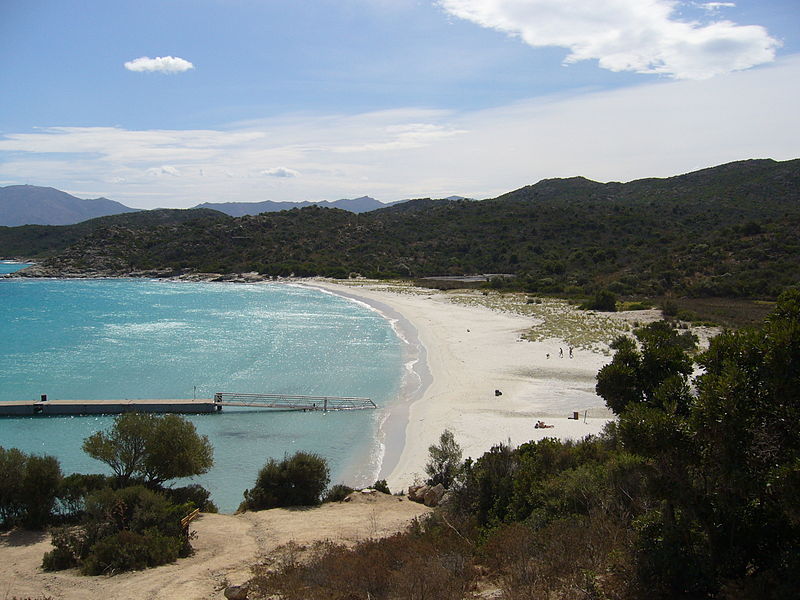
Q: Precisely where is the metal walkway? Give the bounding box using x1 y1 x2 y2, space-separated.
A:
213 392 376 411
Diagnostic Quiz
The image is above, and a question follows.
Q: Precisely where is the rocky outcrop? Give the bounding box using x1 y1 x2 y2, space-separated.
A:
407 483 446 507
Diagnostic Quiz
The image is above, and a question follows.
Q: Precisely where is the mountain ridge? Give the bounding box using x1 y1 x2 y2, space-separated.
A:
0 185 140 226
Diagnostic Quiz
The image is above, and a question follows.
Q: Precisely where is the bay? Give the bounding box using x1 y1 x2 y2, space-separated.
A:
0 277 403 512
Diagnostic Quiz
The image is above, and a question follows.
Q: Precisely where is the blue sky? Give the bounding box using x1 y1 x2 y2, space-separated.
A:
1 0 798 208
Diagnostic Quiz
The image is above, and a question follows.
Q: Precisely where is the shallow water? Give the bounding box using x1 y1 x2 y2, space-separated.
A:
0 277 403 512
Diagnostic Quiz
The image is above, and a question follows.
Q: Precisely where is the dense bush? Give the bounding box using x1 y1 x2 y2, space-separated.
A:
583 289 618 311
240 451 330 511
42 485 193 575
372 479 391 494
162 483 218 513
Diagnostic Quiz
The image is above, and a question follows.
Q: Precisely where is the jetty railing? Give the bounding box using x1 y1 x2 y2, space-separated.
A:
213 392 376 412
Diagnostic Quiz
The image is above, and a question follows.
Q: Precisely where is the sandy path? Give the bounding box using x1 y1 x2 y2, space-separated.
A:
0 492 430 600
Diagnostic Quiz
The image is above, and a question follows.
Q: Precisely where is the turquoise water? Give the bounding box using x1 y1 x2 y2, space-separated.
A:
0 275 404 512
0 261 31 274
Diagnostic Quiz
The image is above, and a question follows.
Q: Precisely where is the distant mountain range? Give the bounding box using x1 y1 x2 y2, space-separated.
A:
193 196 404 216
0 185 140 226
0 186 469 226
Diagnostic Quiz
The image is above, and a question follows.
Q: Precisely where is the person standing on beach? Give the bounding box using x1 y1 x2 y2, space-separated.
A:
569 347 573 358
559 348 563 358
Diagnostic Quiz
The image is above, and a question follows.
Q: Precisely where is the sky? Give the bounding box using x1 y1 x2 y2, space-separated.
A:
0 0 798 209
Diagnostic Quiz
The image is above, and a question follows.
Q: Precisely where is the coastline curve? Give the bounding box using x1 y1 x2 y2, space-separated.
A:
301 282 432 484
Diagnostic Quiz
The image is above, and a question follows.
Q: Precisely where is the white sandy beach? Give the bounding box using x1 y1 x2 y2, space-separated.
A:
309 280 635 493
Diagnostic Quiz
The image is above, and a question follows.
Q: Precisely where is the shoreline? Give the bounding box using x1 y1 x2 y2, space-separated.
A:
309 280 618 492
304 283 433 484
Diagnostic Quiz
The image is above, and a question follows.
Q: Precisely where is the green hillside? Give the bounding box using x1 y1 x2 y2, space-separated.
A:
5 159 799 299
0 208 229 258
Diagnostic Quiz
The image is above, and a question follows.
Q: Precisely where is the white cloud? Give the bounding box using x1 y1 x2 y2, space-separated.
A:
698 2 736 14
124 56 194 74
147 165 180 176
438 0 779 79
261 167 299 178
1 55 798 207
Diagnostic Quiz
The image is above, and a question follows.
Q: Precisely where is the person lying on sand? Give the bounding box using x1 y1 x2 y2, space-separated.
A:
534 420 554 429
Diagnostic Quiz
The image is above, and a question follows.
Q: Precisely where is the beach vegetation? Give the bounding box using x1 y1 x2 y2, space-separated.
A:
240 451 330 511
162 483 218 513
82 412 213 487
425 429 463 489
56 473 113 520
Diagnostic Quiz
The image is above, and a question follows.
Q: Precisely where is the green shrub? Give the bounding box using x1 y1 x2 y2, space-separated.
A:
661 299 679 316
82 413 213 487
57 473 112 520
81 529 183 575
322 484 354 503
42 527 88 571
241 451 330 511
43 485 192 574
582 289 617 311
0 447 27 527
372 479 391 494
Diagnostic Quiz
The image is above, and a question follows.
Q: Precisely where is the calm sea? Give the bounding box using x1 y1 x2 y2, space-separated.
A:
0 269 404 512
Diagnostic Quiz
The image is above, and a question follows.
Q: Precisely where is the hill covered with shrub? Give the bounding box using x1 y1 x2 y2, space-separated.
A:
6 158 800 299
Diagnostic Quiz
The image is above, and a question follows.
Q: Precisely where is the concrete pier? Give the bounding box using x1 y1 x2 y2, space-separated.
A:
0 399 218 416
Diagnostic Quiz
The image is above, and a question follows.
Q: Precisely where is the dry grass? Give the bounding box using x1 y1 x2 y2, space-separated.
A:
248 518 475 600
445 292 629 355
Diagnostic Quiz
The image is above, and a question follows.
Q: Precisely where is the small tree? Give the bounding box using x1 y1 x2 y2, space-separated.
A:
82 412 153 484
241 451 330 511
83 413 213 487
141 414 214 486
0 447 27 526
425 429 463 489
0 447 62 529
22 454 63 529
